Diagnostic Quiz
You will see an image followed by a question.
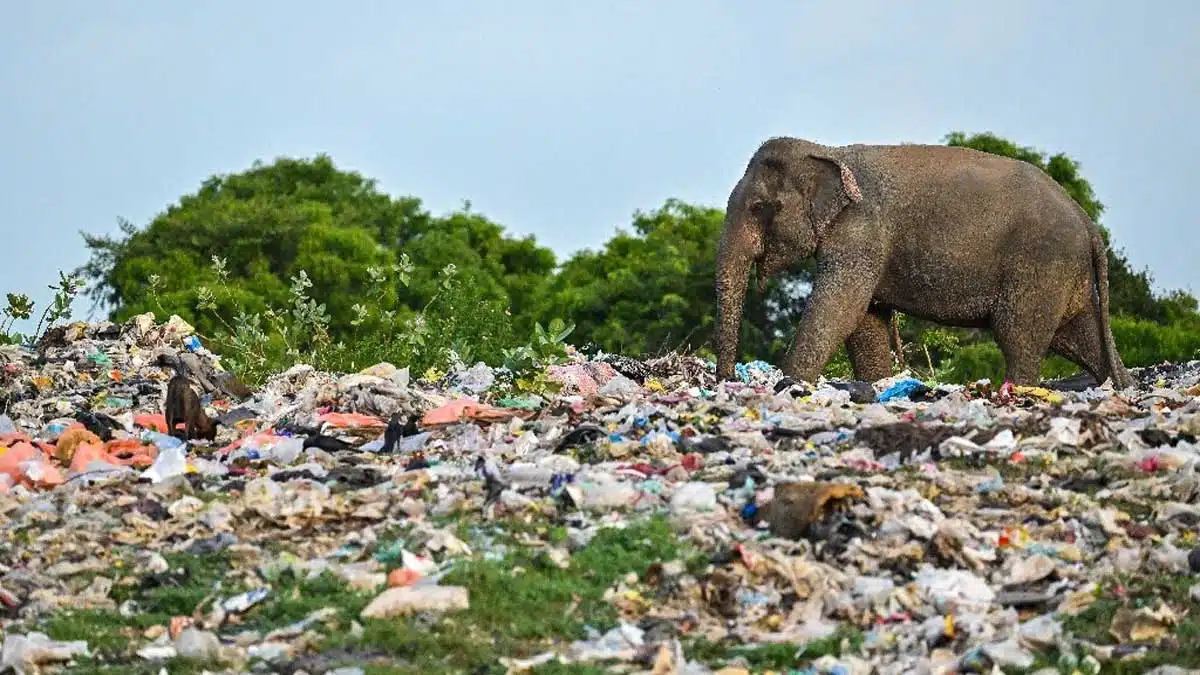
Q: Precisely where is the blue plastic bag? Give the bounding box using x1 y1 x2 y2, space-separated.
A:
878 378 926 402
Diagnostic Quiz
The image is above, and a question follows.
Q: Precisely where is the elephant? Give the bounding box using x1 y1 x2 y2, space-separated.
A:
713 136 1135 390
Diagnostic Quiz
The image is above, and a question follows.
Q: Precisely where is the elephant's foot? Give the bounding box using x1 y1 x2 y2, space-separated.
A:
998 344 1050 387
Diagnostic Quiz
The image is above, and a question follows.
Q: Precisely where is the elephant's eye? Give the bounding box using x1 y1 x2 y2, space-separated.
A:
750 201 776 218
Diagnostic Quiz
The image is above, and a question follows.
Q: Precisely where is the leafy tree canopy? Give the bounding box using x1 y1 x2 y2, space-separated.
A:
77 155 557 340
535 198 812 363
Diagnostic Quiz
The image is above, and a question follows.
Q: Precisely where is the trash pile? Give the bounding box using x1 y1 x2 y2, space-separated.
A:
2 314 1200 674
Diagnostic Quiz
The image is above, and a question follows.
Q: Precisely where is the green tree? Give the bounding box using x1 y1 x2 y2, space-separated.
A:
76 155 558 343
536 199 724 357
536 198 814 364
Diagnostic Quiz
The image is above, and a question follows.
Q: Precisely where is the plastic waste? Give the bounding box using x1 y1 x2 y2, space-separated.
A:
0 632 90 673
577 478 641 510
670 481 717 513
222 587 270 613
877 377 927 402
2 313 1200 673
974 473 1004 494
174 627 220 661
567 622 645 662
262 436 304 465
359 585 469 618
38 422 69 441
915 565 996 611
735 360 778 386
140 430 184 451
455 362 495 394
141 446 189 483
598 375 640 398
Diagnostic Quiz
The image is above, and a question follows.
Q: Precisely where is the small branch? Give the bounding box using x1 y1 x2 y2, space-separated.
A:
891 314 905 370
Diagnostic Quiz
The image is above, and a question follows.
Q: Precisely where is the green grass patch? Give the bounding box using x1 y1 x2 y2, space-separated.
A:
34 658 216 675
40 609 140 659
325 514 698 673
686 628 864 670
235 570 375 633
1099 498 1154 521
36 608 221 674
1046 573 1200 674
25 552 239 665
27 550 377 671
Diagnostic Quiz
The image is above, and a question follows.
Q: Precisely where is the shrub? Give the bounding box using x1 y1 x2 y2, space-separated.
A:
179 256 573 391
941 342 1006 384
935 316 1200 385
1 273 87 347
1111 315 1200 367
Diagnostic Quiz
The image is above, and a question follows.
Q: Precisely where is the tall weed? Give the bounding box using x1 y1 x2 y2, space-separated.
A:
1 273 87 347
165 255 575 389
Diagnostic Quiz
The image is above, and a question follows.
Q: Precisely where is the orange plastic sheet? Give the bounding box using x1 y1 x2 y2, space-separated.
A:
99 438 158 467
0 425 161 492
318 412 386 429
0 441 63 489
420 397 520 426
134 414 169 434
218 430 281 456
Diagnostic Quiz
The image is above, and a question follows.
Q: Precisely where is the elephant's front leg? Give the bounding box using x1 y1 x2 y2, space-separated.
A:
845 308 894 383
783 253 883 384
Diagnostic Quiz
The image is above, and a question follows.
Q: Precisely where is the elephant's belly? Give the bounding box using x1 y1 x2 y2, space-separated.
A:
872 269 999 328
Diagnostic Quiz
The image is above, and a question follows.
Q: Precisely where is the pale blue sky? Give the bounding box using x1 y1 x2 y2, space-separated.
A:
2 1 1197 330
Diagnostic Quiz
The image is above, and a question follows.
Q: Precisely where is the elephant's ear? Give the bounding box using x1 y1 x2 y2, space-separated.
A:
806 152 863 238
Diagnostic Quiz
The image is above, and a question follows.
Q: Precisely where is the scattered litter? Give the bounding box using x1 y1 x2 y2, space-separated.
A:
360 585 470 618
1 314 1199 672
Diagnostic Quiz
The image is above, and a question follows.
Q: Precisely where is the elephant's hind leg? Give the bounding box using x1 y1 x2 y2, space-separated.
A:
992 274 1072 386
1049 311 1108 385
846 309 894 382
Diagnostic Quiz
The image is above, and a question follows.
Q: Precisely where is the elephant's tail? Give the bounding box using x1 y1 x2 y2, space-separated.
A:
1089 225 1127 389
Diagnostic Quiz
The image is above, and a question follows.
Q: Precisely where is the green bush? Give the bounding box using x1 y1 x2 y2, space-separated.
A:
933 316 1200 385
1112 315 1200 367
177 256 574 391
1 273 87 347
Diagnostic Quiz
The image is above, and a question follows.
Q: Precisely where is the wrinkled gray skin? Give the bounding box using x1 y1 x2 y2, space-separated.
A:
714 137 1135 389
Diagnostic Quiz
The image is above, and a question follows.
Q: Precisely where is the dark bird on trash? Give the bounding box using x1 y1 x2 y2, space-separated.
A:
302 434 356 452
474 456 507 511
554 424 605 453
164 375 219 442
381 412 422 453
73 410 121 442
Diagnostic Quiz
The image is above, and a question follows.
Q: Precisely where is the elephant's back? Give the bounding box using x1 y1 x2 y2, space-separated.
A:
866 143 1033 184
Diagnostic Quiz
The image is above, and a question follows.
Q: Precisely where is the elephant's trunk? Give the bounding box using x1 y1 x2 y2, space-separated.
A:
714 208 761 381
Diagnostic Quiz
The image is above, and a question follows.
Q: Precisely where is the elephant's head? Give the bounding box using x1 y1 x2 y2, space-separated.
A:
713 137 864 381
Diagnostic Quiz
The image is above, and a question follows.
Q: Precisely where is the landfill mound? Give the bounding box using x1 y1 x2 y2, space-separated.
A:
1 314 1199 675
